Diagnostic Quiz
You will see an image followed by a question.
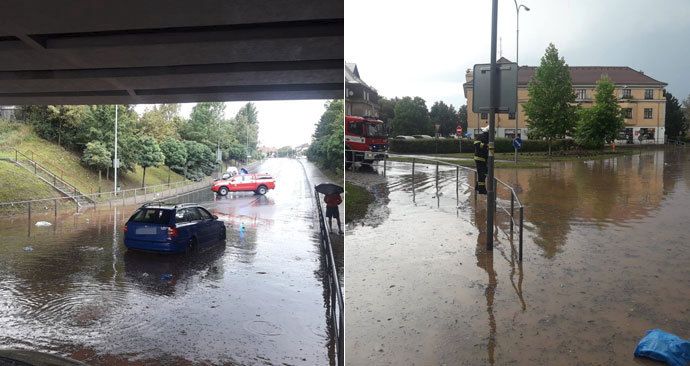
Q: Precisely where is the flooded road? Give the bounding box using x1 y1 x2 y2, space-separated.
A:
346 148 690 365
0 158 335 365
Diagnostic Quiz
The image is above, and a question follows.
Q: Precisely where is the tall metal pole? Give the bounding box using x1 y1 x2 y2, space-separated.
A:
513 2 529 163
514 2 520 163
113 105 118 194
487 0 499 251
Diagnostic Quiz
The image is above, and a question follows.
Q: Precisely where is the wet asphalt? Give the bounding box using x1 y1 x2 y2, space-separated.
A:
0 158 334 365
346 148 690 366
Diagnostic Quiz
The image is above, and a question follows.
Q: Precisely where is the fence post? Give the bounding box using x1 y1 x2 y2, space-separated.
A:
435 161 440 207
34 161 37 174
383 155 387 176
54 199 57 219
455 166 460 206
510 191 515 234
519 206 524 262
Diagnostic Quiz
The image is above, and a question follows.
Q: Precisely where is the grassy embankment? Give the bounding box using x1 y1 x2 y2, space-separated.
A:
344 182 373 223
0 120 185 203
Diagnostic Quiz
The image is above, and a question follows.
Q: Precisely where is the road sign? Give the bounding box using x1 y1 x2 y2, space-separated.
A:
513 137 523 150
456 126 463 135
471 62 518 114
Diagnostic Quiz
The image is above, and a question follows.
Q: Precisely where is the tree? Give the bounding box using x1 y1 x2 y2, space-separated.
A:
81 141 112 188
390 96 431 136
160 138 188 175
307 100 344 171
684 95 690 138
429 101 458 136
378 96 399 125
180 102 225 145
458 105 468 133
523 43 578 154
183 140 216 180
665 92 688 140
136 136 165 187
137 104 182 141
232 103 260 160
574 77 624 149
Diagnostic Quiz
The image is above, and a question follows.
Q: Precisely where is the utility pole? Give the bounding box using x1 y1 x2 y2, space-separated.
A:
113 105 118 194
487 0 499 251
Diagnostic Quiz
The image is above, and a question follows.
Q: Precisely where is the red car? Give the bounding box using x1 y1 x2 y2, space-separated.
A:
211 173 276 196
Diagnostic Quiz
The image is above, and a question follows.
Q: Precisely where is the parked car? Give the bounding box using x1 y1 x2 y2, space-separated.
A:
124 203 226 253
412 135 433 139
392 135 414 140
212 173 276 196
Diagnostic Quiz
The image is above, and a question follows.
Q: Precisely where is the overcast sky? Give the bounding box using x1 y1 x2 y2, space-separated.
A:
345 0 690 109
135 100 328 149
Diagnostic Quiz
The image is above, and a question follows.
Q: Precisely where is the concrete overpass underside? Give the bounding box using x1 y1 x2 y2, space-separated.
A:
0 0 343 104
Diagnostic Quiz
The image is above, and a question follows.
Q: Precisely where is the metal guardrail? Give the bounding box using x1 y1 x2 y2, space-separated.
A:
383 153 526 261
0 177 213 217
295 158 343 366
314 188 344 366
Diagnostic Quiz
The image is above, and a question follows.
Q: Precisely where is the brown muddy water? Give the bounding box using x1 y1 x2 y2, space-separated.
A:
346 148 690 365
0 158 335 365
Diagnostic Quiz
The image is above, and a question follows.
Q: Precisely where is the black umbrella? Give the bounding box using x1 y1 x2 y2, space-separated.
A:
315 182 344 195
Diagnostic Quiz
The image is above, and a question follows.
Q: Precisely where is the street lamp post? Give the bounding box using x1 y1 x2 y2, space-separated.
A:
513 0 529 163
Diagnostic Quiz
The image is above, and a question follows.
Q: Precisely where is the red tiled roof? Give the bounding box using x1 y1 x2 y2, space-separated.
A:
463 64 666 88
517 66 667 86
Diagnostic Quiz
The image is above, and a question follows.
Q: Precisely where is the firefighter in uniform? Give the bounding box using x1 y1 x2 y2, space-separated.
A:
474 125 489 194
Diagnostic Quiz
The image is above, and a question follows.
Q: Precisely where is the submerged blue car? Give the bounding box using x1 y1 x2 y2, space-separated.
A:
124 203 226 253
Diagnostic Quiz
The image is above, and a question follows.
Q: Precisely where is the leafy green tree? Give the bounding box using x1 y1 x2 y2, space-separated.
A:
81 141 112 188
377 96 398 125
307 100 344 171
137 104 182 141
458 105 468 133
523 43 578 154
574 77 624 149
180 102 225 145
429 101 458 136
665 92 688 140
684 95 690 139
183 140 216 180
232 103 260 160
160 138 188 175
276 146 295 157
24 105 85 148
390 96 431 136
136 136 165 187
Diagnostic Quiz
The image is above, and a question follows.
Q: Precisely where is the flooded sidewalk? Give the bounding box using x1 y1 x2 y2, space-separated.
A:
0 158 335 365
346 148 690 365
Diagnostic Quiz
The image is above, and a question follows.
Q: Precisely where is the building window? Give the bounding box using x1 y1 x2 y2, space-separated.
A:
645 89 653 99
622 89 632 99
576 89 587 100
644 108 653 119
480 112 488 120
508 112 515 120
622 108 633 119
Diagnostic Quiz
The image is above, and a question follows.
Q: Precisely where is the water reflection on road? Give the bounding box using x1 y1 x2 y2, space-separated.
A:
0 158 333 365
346 148 690 365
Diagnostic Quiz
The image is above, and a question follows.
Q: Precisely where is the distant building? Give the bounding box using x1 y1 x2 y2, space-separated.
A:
463 57 668 144
345 63 380 117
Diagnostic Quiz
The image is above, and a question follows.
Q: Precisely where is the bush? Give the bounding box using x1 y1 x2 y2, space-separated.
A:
389 137 578 154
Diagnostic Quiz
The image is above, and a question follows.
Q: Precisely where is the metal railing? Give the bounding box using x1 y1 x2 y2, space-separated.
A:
0 177 213 217
6 148 92 205
314 188 344 366
384 153 526 261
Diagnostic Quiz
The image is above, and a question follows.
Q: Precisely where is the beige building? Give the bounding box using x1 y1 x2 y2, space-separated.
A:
463 58 668 144
345 62 380 117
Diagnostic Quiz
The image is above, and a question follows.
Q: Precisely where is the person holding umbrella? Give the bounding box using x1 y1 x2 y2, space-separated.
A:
316 183 344 235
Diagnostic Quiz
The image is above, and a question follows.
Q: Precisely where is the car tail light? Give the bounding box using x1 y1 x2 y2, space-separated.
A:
167 226 179 238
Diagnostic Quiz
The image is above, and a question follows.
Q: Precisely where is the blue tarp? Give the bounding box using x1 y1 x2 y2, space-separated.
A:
634 329 690 366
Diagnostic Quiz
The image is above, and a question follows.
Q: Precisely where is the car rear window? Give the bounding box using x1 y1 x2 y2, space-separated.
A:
130 209 172 224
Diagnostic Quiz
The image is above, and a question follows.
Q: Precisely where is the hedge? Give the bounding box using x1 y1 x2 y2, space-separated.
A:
389 138 578 154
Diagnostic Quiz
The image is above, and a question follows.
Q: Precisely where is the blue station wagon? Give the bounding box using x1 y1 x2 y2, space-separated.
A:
124 203 226 253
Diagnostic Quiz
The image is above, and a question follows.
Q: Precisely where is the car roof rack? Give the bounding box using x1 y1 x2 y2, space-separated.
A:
139 201 198 209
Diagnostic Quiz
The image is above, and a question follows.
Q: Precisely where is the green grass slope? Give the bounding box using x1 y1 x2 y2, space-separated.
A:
0 120 186 200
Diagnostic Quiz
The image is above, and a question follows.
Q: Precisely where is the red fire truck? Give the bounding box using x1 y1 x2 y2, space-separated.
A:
345 115 388 168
